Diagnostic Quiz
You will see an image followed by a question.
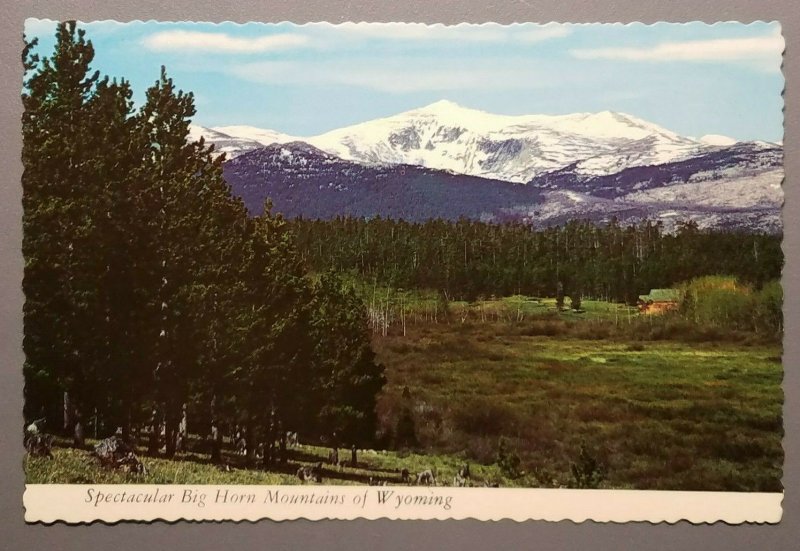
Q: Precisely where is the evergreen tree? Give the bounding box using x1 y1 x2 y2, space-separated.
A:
135 66 226 457
22 22 127 442
309 272 387 447
233 206 311 465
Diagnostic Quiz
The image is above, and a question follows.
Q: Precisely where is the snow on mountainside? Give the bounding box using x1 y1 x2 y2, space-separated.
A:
222 142 541 221
221 140 782 234
188 124 297 159
212 125 298 147
500 187 781 234
305 101 714 182
191 102 782 233
700 134 738 146
189 125 264 159
194 101 741 182
620 169 783 210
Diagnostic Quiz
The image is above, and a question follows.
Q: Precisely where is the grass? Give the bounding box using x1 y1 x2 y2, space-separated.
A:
373 321 783 491
25 439 515 487
27 298 783 491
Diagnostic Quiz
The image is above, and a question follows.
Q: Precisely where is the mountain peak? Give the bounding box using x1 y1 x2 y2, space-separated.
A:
699 134 738 146
412 99 485 118
419 99 466 111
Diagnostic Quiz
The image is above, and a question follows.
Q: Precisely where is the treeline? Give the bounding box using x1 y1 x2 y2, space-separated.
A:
22 23 385 460
289 217 783 303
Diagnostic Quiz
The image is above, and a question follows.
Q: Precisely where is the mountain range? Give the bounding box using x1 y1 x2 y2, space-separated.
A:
191 101 783 233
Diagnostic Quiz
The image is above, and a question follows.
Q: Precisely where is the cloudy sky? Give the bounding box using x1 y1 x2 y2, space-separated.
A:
24 20 784 141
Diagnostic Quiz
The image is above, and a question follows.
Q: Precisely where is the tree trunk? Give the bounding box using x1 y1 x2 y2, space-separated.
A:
63 391 73 436
122 404 132 444
164 403 179 458
210 395 222 463
148 408 160 455
73 416 85 448
245 419 256 467
92 408 98 440
178 403 188 453
279 432 287 464
210 424 222 463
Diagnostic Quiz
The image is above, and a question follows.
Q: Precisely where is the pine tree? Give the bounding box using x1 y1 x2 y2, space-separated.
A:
233 206 311 465
22 22 123 443
309 272 386 447
135 66 225 457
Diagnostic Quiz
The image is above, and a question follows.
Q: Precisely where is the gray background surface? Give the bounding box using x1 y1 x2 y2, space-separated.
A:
0 1 797 549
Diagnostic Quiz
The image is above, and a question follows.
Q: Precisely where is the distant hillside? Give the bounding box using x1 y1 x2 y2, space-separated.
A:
222 142 542 221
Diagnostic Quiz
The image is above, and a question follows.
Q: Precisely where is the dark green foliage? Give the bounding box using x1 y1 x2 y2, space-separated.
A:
680 276 783 335
496 437 524 479
289 217 782 303
556 281 565 311
308 273 387 446
394 407 417 449
22 24 386 460
570 443 604 489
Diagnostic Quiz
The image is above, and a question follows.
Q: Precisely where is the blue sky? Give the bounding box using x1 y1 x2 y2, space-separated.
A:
24 20 784 142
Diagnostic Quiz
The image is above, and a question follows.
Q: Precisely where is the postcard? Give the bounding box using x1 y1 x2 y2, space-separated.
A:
21 20 784 523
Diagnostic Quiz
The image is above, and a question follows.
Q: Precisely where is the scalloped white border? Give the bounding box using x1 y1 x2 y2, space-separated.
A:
20 20 786 526
24 485 783 524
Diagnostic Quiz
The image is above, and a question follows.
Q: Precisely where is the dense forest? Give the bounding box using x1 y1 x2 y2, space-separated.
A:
22 23 385 462
289 217 783 303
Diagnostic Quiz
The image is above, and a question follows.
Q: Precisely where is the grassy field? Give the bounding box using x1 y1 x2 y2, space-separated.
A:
352 281 640 330
26 299 783 491
25 439 519 487
373 321 783 491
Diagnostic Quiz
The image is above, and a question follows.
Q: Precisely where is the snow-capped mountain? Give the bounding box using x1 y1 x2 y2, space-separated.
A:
189 125 263 158
196 101 745 183
222 140 782 233
306 100 717 182
191 101 782 233
223 142 540 221
212 125 299 147
189 124 297 159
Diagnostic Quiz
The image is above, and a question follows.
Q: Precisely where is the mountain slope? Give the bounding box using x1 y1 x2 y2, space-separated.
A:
305 101 715 182
222 142 541 221
221 141 782 233
529 141 782 199
212 125 298 147
196 101 739 183
193 102 782 233
188 125 266 159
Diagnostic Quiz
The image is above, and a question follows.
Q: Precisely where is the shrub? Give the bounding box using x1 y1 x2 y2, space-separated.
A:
681 276 752 330
678 276 783 337
517 319 569 337
570 443 605 489
754 280 783 335
452 398 520 437
394 407 418 448
556 281 565 311
496 437 524 479
464 436 497 465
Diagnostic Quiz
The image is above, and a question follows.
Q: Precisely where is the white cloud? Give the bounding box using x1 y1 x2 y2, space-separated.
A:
313 22 570 43
24 18 57 39
142 30 309 53
570 30 784 67
228 60 557 93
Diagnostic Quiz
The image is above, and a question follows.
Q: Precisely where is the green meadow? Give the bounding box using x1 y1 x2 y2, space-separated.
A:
28 310 783 492
373 320 782 491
